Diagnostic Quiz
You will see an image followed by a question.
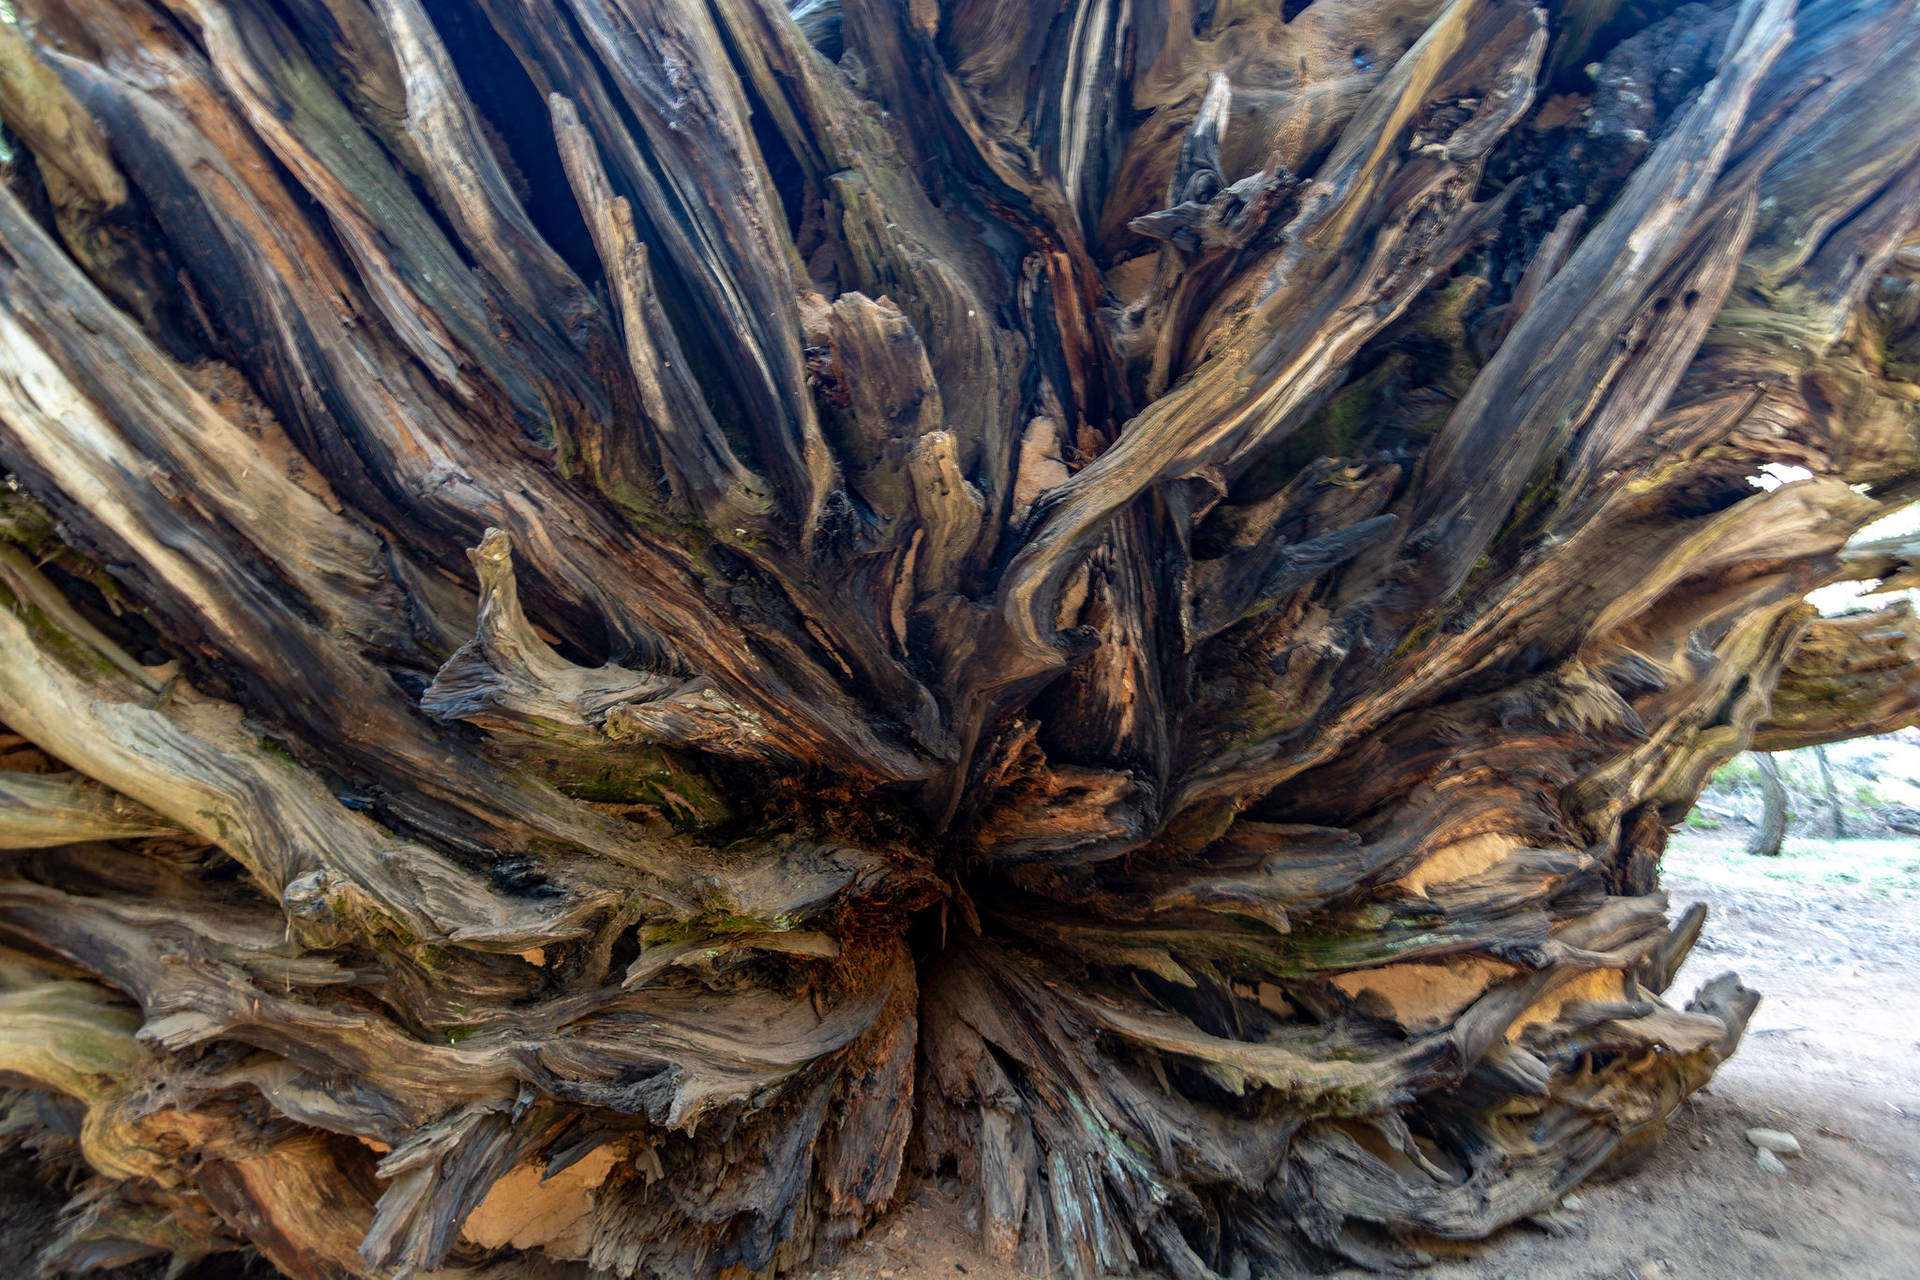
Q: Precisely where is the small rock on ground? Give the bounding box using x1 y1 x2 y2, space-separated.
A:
1745 1127 1801 1156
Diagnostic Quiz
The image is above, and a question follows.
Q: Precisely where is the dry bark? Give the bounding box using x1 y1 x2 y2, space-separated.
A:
0 0 1918 1276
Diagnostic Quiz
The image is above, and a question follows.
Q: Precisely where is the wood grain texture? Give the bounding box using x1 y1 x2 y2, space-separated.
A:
1 0 1917 1275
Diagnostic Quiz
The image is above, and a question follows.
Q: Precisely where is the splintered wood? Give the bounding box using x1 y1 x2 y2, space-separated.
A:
1 0 1918 1276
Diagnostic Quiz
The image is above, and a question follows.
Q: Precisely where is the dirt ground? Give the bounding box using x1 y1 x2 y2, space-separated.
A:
4 835 1915 1279
811 834 1920 1280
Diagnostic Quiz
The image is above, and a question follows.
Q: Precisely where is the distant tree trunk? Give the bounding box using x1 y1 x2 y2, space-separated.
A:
2 0 1920 1277
1749 754 1789 858
1812 745 1847 839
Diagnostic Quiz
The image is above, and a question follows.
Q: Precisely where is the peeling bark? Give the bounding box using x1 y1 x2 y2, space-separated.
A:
1 0 1918 1276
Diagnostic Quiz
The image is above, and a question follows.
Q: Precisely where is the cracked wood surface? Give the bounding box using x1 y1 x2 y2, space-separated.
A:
0 0 1918 1276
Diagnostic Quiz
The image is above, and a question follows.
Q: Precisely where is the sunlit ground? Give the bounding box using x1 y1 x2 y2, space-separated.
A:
1667 831 1920 895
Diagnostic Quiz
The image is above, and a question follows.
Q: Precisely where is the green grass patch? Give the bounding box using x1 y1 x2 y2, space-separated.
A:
1665 831 1920 896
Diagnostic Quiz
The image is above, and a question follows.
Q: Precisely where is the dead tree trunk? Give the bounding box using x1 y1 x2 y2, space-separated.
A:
1 0 1919 1276
1749 754 1789 858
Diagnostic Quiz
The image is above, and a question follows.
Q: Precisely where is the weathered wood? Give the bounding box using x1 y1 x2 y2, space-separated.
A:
1 0 1917 1276
1754 602 1920 750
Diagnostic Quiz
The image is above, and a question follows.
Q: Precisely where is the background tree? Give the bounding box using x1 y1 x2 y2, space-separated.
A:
1748 754 1790 858
1 0 1918 1276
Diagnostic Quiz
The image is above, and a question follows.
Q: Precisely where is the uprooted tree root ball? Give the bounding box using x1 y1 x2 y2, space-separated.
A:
1 0 1918 1276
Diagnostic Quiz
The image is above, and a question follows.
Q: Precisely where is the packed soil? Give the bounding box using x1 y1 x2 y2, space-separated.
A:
4 836 1915 1280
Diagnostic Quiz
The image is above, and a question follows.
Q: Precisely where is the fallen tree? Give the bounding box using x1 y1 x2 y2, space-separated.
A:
1 0 1918 1275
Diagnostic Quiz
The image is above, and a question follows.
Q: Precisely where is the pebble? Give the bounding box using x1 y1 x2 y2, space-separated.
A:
1561 1193 1585 1211
1746 1127 1802 1156
1756 1148 1789 1175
